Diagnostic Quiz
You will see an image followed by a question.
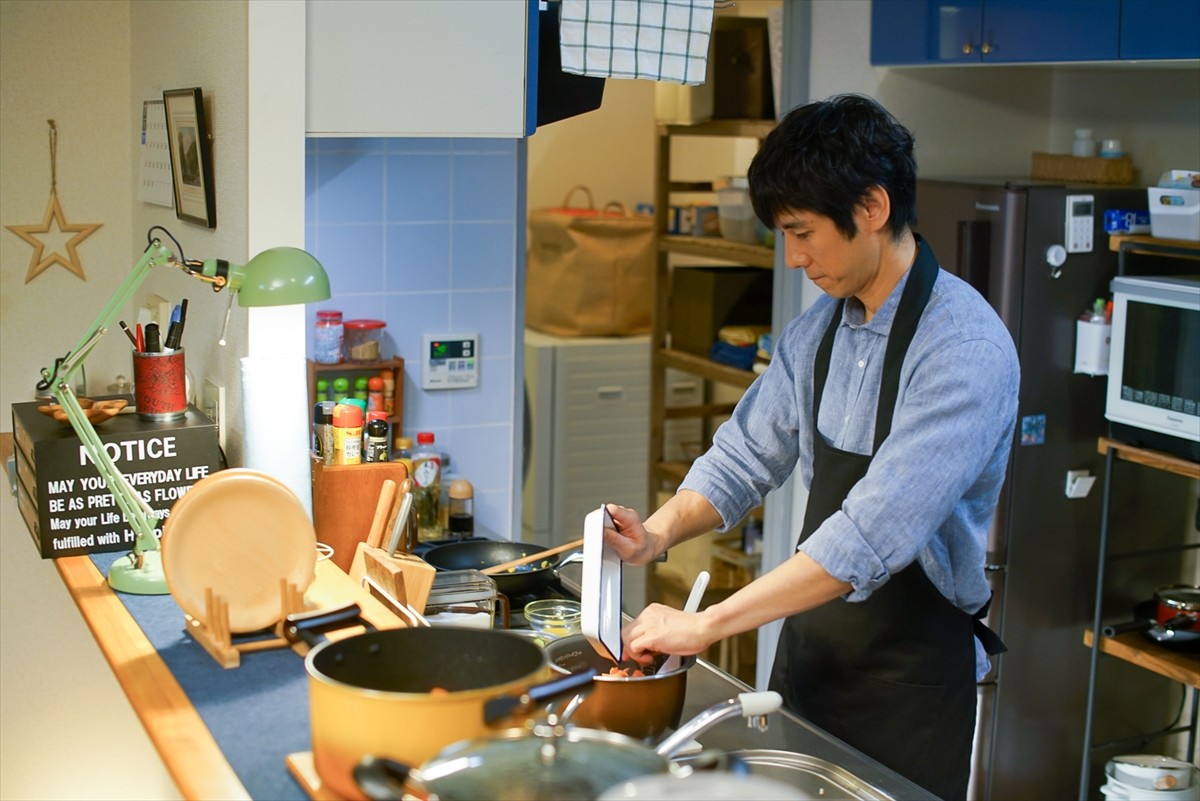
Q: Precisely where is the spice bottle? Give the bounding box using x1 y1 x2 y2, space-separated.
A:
332 376 351 402
331 402 363 465
313 401 336 465
316 377 330 403
412 432 442 540
381 371 395 416
353 376 369 402
314 310 344 364
364 412 390 463
367 376 384 413
448 478 475 538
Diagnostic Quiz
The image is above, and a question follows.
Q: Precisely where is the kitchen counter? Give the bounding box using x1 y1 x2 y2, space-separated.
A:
24 526 931 801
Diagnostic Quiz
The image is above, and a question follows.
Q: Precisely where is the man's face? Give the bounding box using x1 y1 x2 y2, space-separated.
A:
776 207 878 300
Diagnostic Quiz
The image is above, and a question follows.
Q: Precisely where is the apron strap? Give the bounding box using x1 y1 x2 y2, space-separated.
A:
972 593 1008 655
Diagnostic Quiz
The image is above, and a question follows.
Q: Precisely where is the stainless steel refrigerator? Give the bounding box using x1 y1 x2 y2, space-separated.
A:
915 178 1196 801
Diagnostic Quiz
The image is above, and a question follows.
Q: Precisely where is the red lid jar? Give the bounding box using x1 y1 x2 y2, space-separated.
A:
343 319 386 363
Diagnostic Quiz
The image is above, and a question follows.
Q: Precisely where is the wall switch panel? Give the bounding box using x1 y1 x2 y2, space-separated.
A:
422 333 480 390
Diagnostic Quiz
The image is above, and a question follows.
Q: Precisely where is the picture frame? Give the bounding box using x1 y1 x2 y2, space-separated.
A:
163 87 216 228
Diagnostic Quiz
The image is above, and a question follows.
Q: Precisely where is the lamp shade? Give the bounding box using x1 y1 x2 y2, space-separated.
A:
230 247 331 307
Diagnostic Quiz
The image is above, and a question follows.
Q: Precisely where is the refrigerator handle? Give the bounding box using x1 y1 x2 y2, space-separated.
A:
956 220 992 297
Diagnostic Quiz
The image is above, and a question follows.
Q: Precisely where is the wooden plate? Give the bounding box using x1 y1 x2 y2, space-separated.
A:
162 469 317 633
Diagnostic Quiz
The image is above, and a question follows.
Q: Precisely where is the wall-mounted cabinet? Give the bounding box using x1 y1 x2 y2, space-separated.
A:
305 0 534 137
871 0 1198 66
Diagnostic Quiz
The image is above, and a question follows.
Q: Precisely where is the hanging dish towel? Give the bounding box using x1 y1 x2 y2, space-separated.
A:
559 0 715 85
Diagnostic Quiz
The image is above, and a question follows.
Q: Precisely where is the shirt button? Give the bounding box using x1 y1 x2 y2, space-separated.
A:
843 415 850 423
857 359 866 369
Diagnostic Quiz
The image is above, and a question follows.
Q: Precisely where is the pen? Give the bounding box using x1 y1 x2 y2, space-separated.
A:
176 298 188 345
118 320 138 348
144 322 161 353
164 304 182 351
135 323 145 353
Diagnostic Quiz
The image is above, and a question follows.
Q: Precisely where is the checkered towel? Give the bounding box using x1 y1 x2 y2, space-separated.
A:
559 0 715 85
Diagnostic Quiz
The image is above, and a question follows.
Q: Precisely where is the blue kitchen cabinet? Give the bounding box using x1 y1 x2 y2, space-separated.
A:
1120 0 1200 59
871 0 1120 65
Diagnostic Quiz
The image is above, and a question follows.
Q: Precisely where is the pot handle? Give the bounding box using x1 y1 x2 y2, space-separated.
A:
482 668 598 725
1102 619 1150 637
283 601 375 648
353 756 412 801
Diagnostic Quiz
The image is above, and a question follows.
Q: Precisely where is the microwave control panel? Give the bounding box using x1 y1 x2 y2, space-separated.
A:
1065 194 1095 254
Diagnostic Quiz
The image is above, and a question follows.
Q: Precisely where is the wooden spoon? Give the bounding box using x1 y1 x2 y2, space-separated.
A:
482 538 584 576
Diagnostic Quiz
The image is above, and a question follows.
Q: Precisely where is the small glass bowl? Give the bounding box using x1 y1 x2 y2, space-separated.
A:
523 599 582 639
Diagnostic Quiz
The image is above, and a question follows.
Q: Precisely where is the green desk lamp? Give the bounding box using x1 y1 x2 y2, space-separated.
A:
36 226 330 595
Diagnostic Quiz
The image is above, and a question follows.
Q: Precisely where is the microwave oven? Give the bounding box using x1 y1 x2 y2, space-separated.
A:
1105 274 1200 459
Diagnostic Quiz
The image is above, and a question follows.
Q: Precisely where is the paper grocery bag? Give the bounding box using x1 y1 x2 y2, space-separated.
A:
526 186 654 337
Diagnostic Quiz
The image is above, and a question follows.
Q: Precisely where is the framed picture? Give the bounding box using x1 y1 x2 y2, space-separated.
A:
163 87 216 228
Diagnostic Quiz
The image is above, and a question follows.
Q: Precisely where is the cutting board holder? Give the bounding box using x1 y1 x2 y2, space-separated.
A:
184 579 307 669
347 543 436 616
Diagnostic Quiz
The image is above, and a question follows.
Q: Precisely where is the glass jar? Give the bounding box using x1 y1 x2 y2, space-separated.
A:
344 319 386 363
314 310 344 364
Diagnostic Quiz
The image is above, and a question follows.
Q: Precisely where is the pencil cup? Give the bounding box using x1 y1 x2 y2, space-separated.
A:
133 349 187 421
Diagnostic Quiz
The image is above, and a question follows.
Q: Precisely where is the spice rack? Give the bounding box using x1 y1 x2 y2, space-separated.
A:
306 358 405 436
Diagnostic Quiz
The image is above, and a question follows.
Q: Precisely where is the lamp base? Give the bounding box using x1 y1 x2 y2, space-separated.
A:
107 548 170 595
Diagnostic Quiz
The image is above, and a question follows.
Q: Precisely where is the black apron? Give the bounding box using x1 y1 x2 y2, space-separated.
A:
768 239 1004 801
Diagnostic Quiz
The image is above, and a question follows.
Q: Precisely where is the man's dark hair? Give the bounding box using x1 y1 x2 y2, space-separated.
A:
747 94 917 242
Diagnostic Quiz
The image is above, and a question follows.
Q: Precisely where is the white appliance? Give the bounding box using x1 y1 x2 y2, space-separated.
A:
522 330 652 611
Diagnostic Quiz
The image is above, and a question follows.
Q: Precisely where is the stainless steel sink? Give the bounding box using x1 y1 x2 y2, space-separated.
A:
678 749 895 801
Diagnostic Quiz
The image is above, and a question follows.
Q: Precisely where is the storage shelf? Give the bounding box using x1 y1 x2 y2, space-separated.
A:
1097 436 1200 478
659 119 777 139
658 348 758 388
1108 234 1200 255
1083 629 1200 689
659 235 775 267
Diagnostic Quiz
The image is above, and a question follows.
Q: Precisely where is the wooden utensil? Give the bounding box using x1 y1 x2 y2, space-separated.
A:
385 479 415 556
481 538 584 576
366 479 398 549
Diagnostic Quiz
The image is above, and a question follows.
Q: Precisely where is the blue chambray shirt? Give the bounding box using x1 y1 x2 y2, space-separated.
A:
680 263 1019 679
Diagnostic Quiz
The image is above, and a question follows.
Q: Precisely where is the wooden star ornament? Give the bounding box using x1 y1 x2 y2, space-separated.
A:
7 189 102 283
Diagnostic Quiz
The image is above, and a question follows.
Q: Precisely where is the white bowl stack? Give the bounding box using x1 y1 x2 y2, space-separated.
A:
1102 756 1199 801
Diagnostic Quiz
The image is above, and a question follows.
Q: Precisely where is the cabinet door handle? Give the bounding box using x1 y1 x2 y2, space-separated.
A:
962 41 975 55
981 41 994 55
596 386 625 400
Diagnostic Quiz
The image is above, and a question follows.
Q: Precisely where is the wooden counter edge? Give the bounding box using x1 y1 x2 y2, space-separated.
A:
54 555 251 801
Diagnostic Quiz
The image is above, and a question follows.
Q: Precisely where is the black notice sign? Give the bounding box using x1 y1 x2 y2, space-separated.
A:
11 398 224 558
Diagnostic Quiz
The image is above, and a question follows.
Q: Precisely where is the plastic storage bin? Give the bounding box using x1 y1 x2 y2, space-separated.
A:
1148 186 1200 241
717 177 758 244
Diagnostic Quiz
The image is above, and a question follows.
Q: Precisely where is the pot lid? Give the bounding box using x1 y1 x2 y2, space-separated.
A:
582 504 623 663
415 727 667 801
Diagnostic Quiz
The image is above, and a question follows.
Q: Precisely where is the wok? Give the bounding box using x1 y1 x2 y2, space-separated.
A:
423 540 570 597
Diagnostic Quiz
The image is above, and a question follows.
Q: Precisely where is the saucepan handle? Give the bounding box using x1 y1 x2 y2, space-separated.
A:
482 668 598 725
283 601 374 648
353 756 411 801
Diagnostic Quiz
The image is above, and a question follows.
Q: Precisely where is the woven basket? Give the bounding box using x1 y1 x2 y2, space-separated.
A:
1031 152 1133 185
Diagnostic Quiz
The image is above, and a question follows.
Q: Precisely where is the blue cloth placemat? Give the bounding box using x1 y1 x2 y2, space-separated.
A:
91 552 310 800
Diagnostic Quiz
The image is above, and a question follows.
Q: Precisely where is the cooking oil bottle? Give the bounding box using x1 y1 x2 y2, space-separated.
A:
411 431 442 540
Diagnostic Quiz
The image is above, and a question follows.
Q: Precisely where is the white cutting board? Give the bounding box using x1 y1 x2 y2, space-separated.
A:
581 503 623 663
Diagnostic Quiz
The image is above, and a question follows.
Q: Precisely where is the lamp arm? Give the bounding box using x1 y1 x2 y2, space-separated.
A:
34 237 177 567
52 383 160 563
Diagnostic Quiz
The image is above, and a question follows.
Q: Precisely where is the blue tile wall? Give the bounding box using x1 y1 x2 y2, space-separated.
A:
306 137 523 539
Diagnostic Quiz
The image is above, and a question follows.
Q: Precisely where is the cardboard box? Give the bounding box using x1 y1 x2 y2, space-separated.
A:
669 266 773 357
711 18 773 121
11 399 224 558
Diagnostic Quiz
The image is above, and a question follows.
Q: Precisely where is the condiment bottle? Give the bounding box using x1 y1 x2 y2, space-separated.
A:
367 376 384 413
331 402 363 465
314 310 344 364
313 401 336 465
332 376 350 402
364 412 390 463
448 478 475 538
381 371 395 416
411 432 442 540
353 376 369 402
393 436 414 477
316 377 330 402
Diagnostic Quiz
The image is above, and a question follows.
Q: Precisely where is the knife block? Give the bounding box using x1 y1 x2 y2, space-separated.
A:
348 543 435 615
311 459 409 572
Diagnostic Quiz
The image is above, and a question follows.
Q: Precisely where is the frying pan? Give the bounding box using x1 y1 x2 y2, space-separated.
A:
422 540 571 597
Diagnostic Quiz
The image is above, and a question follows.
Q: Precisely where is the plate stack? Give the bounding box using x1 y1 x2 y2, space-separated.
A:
1102 755 1199 801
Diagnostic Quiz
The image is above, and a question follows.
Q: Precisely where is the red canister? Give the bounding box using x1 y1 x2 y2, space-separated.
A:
1154 585 1200 632
133 349 187 421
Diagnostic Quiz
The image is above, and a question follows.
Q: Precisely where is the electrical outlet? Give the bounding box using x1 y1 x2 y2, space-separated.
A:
203 379 226 452
139 294 171 329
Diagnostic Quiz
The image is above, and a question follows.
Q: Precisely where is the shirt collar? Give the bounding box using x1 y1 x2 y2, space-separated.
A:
841 234 934 334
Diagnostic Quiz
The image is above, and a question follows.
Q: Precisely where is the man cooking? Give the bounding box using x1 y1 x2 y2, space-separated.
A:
605 94 1019 801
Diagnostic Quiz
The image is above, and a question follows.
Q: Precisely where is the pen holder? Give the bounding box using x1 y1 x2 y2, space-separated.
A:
133 348 187 421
